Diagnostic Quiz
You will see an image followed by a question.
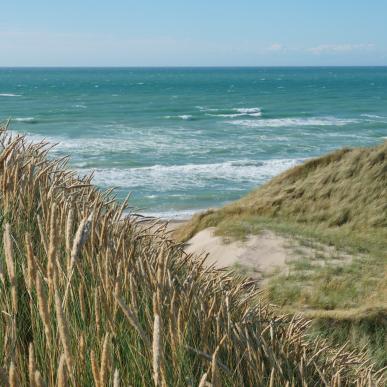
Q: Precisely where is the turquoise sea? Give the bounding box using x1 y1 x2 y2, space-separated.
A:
1 67 386 218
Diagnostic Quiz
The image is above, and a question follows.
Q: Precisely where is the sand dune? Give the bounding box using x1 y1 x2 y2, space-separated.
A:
183 227 292 279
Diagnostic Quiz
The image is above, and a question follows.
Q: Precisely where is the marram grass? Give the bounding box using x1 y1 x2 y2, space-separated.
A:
175 141 387 242
0 122 385 386
174 139 387 370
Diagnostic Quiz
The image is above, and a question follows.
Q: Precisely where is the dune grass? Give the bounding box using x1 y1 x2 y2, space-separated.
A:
215 214 387 367
0 123 385 386
175 141 387 369
176 141 387 239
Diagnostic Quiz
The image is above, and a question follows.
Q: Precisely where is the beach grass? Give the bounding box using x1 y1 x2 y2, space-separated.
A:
175 141 387 369
0 122 385 385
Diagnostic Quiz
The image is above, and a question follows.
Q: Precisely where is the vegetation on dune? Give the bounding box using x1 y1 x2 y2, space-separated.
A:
0 124 385 385
175 141 387 242
175 141 387 369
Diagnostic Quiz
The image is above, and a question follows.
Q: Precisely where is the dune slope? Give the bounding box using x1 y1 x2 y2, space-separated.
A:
175 141 387 369
176 141 387 241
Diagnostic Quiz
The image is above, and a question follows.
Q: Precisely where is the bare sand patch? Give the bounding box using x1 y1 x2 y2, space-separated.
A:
183 227 292 278
180 226 353 282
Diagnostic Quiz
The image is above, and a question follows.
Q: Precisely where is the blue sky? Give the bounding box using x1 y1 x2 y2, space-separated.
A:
1 1 386 66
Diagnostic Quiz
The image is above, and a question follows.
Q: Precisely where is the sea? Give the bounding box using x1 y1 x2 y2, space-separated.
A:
1 67 386 219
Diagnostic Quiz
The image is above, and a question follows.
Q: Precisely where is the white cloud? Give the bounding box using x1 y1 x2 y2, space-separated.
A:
0 28 384 66
267 43 284 52
308 43 375 54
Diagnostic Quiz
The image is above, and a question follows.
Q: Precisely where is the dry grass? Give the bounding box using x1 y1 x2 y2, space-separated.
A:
0 122 385 385
175 141 387 242
174 141 387 369
174 143 387 313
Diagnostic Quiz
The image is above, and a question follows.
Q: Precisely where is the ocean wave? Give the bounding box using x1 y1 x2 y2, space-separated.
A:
204 107 262 118
8 129 212 156
164 114 193 120
227 117 359 128
0 93 21 97
208 112 262 118
361 114 386 120
235 108 261 114
170 115 193 120
139 209 199 220
13 117 38 123
178 115 192 120
76 158 302 192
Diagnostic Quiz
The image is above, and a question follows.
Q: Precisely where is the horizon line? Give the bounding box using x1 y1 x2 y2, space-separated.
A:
0 65 386 69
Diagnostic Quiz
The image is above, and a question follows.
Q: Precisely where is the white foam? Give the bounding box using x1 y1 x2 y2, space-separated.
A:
206 107 262 118
227 117 359 128
13 117 36 123
164 115 193 120
208 113 243 118
140 209 199 220
76 158 302 192
361 114 385 119
198 106 261 113
209 112 262 118
0 93 21 97
235 107 261 114
10 131 303 181
7 129 211 157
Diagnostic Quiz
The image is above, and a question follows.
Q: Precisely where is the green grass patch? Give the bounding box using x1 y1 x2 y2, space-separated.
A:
216 214 387 368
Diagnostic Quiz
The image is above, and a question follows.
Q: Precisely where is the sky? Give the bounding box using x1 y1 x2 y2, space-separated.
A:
0 1 386 66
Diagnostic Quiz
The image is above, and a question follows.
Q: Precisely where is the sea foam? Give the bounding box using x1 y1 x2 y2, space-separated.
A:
196 106 262 118
205 107 262 118
0 93 21 97
77 158 302 192
139 209 199 220
14 117 37 123
227 117 359 128
361 114 386 120
164 115 193 120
